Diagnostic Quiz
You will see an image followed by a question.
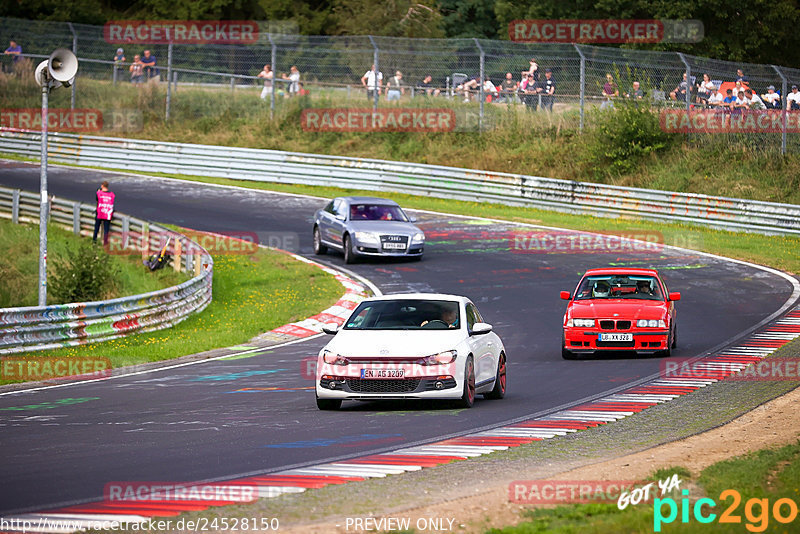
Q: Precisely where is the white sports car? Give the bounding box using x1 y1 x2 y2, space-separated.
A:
315 293 507 410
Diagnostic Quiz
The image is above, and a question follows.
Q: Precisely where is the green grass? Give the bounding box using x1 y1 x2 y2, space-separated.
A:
0 219 184 307
490 441 800 533
2 72 799 205
10 247 343 375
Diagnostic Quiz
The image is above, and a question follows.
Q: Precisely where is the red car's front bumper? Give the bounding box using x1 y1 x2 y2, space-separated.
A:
563 328 670 353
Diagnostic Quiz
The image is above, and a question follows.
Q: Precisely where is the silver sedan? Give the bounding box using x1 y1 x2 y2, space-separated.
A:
312 196 425 263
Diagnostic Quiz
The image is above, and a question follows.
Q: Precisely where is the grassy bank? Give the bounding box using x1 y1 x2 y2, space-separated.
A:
2 72 799 205
0 219 184 307
492 440 800 533
10 246 343 376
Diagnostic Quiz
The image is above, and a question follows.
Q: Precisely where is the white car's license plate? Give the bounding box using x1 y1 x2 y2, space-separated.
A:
598 333 633 342
382 242 406 250
361 368 405 379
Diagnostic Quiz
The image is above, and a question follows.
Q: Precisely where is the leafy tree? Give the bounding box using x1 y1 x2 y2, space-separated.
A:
332 0 444 38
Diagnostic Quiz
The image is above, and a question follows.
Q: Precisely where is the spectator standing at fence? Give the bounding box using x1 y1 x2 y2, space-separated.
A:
541 68 556 112
788 85 800 110
527 59 539 80
280 66 300 96
361 64 383 101
4 40 22 73
499 72 517 103
735 68 749 83
257 64 273 100
761 85 781 109
93 181 115 245
483 77 499 102
625 81 644 99
601 73 619 109
141 50 158 81
670 72 690 101
129 54 144 84
386 71 405 101
708 88 724 109
113 48 125 79
416 75 440 97
519 73 538 110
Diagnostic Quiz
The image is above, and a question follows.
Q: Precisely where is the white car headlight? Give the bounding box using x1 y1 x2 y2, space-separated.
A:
637 319 666 328
420 350 458 365
322 349 349 365
354 232 380 245
411 232 425 244
567 318 595 328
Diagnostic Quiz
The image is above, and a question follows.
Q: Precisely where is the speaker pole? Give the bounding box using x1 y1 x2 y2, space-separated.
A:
38 79 50 306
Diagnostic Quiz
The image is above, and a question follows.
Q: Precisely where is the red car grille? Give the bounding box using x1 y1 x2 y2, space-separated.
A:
599 320 632 330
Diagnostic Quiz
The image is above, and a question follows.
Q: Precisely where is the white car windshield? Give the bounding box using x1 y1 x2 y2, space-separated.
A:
349 204 409 222
344 299 460 330
575 275 663 301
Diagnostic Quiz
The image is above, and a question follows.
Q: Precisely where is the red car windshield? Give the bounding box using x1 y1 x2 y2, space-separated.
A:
575 275 663 301
349 204 408 221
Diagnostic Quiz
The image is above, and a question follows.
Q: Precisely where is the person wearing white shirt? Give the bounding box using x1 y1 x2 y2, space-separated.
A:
707 90 724 109
361 64 383 100
761 85 781 109
257 64 273 100
744 89 766 110
787 85 800 110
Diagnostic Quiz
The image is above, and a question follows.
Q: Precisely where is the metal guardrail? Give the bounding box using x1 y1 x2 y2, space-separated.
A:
1 130 799 236
0 185 213 354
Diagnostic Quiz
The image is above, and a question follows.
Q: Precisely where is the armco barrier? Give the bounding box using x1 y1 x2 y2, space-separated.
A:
1 130 799 236
0 186 213 354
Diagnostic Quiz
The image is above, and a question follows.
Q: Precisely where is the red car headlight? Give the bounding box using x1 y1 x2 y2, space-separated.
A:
636 319 667 328
566 318 595 328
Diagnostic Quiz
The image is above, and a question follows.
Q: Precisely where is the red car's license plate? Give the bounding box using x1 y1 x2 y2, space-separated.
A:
598 333 633 342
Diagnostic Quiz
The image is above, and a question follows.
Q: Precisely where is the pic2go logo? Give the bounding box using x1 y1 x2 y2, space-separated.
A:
654 489 799 532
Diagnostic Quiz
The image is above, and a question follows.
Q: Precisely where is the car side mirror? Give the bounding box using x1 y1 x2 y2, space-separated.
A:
409 216 418 223
471 322 493 335
322 323 340 335
560 291 571 300
669 292 681 302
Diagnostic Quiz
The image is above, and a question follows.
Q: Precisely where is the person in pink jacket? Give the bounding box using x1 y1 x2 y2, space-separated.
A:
93 181 115 245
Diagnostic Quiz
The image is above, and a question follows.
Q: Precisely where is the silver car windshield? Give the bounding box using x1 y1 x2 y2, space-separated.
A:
349 204 408 222
344 300 460 330
575 275 663 301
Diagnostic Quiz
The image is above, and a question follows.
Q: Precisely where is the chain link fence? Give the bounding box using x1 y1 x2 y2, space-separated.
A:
2 17 799 152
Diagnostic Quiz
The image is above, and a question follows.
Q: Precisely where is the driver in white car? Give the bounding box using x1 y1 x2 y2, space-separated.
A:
421 307 459 328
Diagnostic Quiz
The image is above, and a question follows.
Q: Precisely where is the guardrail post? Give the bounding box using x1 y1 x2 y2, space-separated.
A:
194 254 202 276
368 35 379 113
72 201 80 234
173 239 182 272
141 223 150 262
11 190 19 224
121 215 130 249
68 22 77 110
267 33 277 119
166 42 173 121
173 71 178 93
677 53 692 140
474 38 485 132
771 65 788 155
574 44 586 131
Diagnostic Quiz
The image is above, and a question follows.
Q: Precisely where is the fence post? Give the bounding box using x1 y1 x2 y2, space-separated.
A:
121 215 130 249
772 65 788 155
474 38 485 132
677 53 691 139
11 190 20 224
368 35 379 112
173 239 182 272
268 33 277 119
141 223 150 262
573 44 586 131
67 22 77 110
72 201 80 234
173 71 178 93
166 42 173 121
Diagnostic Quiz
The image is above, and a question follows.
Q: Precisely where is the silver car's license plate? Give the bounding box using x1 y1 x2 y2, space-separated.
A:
598 333 633 342
382 242 406 250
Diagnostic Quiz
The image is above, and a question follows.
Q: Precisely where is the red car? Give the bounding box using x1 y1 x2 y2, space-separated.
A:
560 268 680 359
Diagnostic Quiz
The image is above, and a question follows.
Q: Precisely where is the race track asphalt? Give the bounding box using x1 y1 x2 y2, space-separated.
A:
1 162 796 514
